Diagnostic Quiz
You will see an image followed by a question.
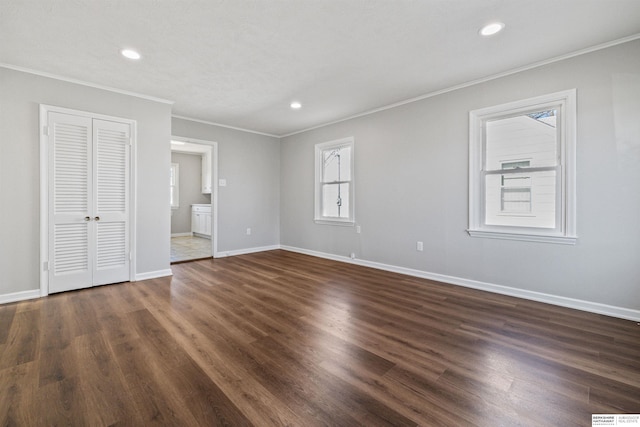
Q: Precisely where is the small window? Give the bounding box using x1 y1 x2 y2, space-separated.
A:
314 137 355 225
170 163 179 209
468 90 577 244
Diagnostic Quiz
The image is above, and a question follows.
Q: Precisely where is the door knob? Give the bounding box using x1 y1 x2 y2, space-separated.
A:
84 216 91 221
94 216 100 221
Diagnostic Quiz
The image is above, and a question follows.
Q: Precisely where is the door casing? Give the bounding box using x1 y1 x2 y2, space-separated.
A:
170 135 219 259
39 104 137 296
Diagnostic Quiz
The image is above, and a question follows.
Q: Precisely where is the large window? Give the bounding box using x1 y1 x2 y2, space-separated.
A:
468 90 577 244
315 137 355 225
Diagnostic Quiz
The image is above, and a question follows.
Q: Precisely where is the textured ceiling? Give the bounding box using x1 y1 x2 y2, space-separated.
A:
2 0 640 136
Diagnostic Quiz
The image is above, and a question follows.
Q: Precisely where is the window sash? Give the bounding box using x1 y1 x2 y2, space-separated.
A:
481 166 561 231
481 103 562 228
320 182 350 219
483 165 558 175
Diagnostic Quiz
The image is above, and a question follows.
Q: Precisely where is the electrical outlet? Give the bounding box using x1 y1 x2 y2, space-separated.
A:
417 241 424 251
350 252 356 259
246 228 251 235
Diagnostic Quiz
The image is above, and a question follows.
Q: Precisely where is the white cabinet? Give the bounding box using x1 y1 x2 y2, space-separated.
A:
201 148 212 194
191 205 212 238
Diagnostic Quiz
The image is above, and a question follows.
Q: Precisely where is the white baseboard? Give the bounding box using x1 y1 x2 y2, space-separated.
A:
135 269 173 281
214 245 281 258
171 232 193 237
3 248 637 322
280 245 640 322
0 289 42 305
0 270 173 305
192 233 212 239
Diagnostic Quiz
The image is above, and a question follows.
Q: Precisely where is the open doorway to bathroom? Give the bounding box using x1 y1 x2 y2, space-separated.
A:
170 138 217 263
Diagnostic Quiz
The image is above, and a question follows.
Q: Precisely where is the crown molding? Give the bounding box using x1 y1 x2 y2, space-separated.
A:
171 115 279 138
4 33 639 138
0 63 174 105
279 33 640 138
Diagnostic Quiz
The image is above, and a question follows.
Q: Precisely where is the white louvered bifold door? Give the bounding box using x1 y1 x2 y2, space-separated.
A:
48 112 94 293
48 113 131 293
92 119 130 286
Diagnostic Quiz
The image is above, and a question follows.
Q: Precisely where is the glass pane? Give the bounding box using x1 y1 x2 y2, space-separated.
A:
485 109 558 170
322 183 350 218
322 146 351 182
485 170 556 229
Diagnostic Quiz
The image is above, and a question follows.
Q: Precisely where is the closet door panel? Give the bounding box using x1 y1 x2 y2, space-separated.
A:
48 112 93 293
93 119 131 286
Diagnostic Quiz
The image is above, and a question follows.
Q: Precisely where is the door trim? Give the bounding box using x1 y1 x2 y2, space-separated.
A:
39 104 137 296
170 136 218 259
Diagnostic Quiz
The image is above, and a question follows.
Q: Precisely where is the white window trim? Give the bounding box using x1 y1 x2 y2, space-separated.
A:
468 89 577 245
314 137 355 226
170 162 179 209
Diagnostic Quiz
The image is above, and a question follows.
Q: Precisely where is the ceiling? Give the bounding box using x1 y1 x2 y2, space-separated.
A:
2 1 640 137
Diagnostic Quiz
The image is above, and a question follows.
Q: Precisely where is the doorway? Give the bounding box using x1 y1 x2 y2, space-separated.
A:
169 137 218 263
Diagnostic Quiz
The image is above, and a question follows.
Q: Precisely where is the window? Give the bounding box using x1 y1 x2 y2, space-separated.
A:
170 163 179 208
468 89 577 244
315 137 355 225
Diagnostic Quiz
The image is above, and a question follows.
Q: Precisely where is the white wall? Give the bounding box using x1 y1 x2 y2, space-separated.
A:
280 40 640 314
170 152 211 234
0 67 172 297
171 117 280 253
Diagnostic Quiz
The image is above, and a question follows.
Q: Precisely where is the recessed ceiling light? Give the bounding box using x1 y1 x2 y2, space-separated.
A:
290 101 302 110
479 22 505 37
121 49 141 60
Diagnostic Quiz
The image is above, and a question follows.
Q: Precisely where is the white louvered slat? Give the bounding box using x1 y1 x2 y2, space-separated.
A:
96 127 127 213
96 222 126 269
53 122 89 213
53 224 89 274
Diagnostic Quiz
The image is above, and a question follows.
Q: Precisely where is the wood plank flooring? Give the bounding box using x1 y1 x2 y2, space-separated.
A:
1 249 639 426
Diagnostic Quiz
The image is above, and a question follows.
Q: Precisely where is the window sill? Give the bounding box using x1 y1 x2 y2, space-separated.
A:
467 229 577 245
314 219 355 227
495 213 536 217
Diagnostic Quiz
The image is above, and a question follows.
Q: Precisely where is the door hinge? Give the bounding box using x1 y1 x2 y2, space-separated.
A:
43 261 49 271
43 125 49 136
129 252 133 261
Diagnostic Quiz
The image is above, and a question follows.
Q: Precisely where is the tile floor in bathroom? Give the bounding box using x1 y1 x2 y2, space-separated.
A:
170 235 212 263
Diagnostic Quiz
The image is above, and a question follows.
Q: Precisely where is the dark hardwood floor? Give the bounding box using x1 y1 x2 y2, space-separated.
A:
1 250 639 426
